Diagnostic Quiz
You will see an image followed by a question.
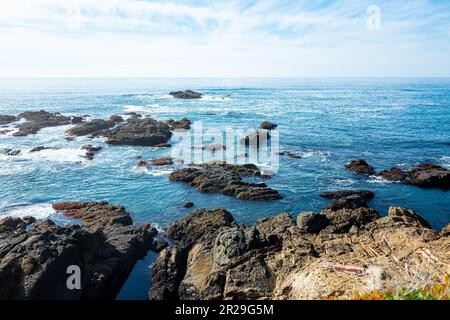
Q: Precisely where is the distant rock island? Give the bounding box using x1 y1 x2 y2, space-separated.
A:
169 90 204 99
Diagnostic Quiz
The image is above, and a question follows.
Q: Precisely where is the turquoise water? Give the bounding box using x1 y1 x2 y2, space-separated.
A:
0 78 449 299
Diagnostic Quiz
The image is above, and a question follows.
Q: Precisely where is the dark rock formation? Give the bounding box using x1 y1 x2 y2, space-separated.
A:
151 157 174 166
169 162 282 201
81 145 102 160
29 146 59 153
260 121 277 130
108 115 124 123
71 116 84 124
320 189 374 211
105 117 172 147
67 119 116 137
169 90 203 99
0 201 157 300
168 118 192 131
345 159 376 175
13 111 72 136
240 130 271 148
153 143 172 148
346 160 449 189
278 151 302 159
0 115 17 125
150 194 448 300
182 202 194 208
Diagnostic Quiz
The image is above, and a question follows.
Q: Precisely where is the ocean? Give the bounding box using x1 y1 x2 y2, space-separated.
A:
0 77 449 299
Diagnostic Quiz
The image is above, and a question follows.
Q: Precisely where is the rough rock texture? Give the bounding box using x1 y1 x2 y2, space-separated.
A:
150 194 449 300
0 115 17 125
320 189 375 211
81 145 102 160
13 111 73 136
105 117 172 147
169 90 203 99
278 151 302 159
151 157 174 166
345 159 376 175
29 146 59 153
169 162 282 201
168 118 192 131
67 119 116 137
260 121 277 130
0 201 157 300
347 160 449 189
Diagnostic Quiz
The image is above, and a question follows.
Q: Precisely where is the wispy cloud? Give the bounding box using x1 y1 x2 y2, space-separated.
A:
0 0 449 77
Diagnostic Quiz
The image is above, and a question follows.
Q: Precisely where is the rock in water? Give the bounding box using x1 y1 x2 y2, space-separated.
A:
105 117 172 147
0 201 157 299
67 119 116 136
406 163 450 188
0 115 17 125
13 111 72 136
345 159 376 175
151 157 174 166
260 121 277 130
168 117 192 130
378 167 408 182
169 90 203 99
169 162 282 201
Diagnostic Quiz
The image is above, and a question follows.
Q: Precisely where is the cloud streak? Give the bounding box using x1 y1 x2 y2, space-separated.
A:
0 0 449 77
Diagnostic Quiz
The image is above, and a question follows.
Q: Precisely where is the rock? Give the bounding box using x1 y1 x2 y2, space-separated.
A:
105 117 172 147
406 163 449 188
441 224 450 237
153 143 172 148
345 159 376 175
137 160 148 167
0 148 21 156
0 115 17 125
168 118 192 131
150 202 448 300
0 201 156 299
29 146 59 153
240 130 271 148
297 212 330 234
169 162 282 201
182 202 194 208
152 237 169 252
169 90 203 99
320 190 375 211
260 121 277 130
151 157 174 166
378 167 408 182
71 116 84 124
13 111 72 136
386 207 432 229
67 119 115 136
108 115 124 123
81 145 102 160
197 144 227 151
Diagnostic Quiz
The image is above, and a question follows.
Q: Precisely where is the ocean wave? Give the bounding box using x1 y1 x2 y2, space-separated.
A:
1 203 83 225
440 156 450 167
25 147 86 163
131 165 173 177
367 175 395 184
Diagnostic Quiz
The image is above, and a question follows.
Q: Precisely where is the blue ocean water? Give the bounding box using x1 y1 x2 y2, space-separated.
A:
0 78 449 299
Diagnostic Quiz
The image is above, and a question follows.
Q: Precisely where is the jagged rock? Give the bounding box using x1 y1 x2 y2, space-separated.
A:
153 143 172 148
260 121 277 130
151 157 174 166
321 207 381 234
0 202 156 299
71 116 84 124
182 202 194 208
406 163 449 188
386 207 432 229
320 190 375 200
320 189 374 211
0 115 17 125
29 146 59 153
345 159 376 175
81 145 102 160
13 111 72 136
169 90 203 99
67 119 115 136
105 117 172 147
168 118 191 131
108 115 124 123
169 162 282 201
297 212 330 234
378 167 408 182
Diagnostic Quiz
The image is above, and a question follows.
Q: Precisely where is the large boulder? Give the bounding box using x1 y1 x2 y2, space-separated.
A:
169 162 282 201
345 159 376 175
169 90 203 99
406 163 450 188
13 111 72 136
0 202 157 299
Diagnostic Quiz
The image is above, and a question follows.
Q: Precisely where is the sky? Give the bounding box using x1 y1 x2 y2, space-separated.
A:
0 0 449 77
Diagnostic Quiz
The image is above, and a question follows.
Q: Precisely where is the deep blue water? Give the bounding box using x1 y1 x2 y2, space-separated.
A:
0 78 449 299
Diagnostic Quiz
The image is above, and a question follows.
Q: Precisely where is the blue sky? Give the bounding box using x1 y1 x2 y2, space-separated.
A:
0 0 449 77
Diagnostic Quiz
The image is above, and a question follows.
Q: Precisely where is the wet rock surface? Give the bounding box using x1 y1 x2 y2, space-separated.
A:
11 111 74 136
0 115 17 125
150 192 449 300
260 121 277 130
169 162 282 201
346 159 449 189
0 201 157 299
169 90 203 99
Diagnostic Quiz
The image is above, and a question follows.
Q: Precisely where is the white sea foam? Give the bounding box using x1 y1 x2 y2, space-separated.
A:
440 156 450 167
1 203 56 220
200 95 233 101
367 175 395 184
25 147 86 163
131 165 173 177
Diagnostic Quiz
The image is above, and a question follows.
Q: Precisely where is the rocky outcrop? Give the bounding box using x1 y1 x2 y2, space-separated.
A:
29 146 59 153
169 90 203 99
81 145 102 160
67 119 116 137
168 118 192 131
0 115 17 125
260 121 277 130
0 201 157 300
278 151 302 159
169 162 282 201
345 159 376 175
320 190 375 211
151 157 174 166
346 160 449 189
240 130 271 148
150 193 449 300
105 117 172 147
13 111 73 136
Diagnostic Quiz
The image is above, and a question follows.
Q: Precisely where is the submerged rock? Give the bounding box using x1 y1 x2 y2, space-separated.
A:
260 121 277 130
169 90 203 99
169 162 282 201
0 201 157 299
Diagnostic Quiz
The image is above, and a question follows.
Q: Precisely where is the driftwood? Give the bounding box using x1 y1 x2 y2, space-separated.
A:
322 262 366 275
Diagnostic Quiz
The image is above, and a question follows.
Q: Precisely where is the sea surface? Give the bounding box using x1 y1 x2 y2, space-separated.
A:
0 78 449 299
